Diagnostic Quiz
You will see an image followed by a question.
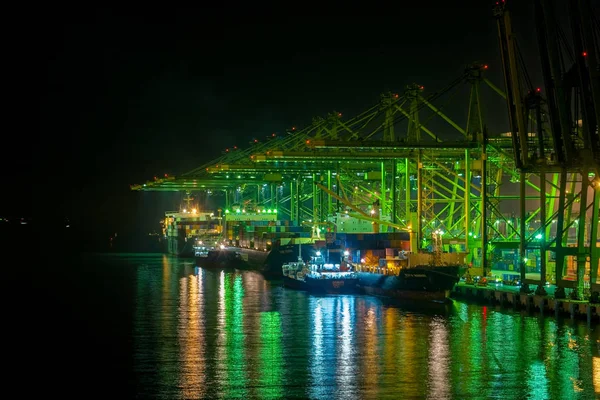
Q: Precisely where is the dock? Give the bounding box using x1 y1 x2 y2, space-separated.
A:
451 281 600 324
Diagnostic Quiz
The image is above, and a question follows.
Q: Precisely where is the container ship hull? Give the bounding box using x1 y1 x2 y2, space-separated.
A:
283 275 358 294
283 276 310 291
195 248 263 269
210 244 314 276
166 236 195 257
357 266 462 302
195 250 236 268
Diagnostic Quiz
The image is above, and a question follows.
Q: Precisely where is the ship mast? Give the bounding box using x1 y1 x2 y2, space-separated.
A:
431 229 443 266
182 192 194 212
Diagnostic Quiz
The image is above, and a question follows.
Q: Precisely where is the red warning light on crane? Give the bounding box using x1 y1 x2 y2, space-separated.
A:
483 64 489 69
338 112 342 117
582 51 588 57
420 86 424 90
536 88 541 92
292 127 296 131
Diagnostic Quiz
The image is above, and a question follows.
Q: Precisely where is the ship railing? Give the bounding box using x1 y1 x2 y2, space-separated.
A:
308 271 357 279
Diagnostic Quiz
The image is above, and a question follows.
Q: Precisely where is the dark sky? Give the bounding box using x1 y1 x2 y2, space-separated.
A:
11 1 546 240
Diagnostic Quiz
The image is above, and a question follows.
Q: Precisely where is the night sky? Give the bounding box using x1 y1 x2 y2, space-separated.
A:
12 2 546 246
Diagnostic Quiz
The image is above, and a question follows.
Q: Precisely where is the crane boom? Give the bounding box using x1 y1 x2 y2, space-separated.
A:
314 182 409 232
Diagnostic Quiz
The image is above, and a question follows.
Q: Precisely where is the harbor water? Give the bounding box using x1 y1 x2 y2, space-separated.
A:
31 253 600 398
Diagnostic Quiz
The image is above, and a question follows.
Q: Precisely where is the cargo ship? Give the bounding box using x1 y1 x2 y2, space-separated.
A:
162 201 222 257
282 251 359 294
206 207 320 276
338 232 466 302
354 260 464 302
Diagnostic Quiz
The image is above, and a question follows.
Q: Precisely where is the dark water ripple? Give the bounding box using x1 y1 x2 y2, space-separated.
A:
72 254 599 399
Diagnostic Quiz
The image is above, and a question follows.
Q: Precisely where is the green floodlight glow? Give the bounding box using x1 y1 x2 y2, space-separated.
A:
535 233 542 239
236 209 241 213
273 209 277 213
267 209 272 213
225 209 230 213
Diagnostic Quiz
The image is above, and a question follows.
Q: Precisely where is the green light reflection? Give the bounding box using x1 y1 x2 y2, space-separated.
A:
216 272 247 399
527 361 550 399
258 311 283 399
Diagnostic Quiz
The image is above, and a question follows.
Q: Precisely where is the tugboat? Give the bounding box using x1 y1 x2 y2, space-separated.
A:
281 251 359 294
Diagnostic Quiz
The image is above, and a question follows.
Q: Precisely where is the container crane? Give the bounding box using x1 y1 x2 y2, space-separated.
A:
494 0 600 298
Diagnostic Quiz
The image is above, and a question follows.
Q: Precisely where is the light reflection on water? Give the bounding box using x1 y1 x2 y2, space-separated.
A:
176 266 204 398
428 317 450 400
124 255 600 399
309 297 324 399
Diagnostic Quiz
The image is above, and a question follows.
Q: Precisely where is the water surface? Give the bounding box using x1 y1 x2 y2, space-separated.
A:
74 254 600 399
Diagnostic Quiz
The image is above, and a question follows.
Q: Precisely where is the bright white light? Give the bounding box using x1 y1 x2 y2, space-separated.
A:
220 244 225 249
344 250 349 256
316 251 321 256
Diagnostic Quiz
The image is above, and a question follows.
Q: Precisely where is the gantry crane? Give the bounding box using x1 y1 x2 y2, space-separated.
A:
494 0 600 298
131 2 598 297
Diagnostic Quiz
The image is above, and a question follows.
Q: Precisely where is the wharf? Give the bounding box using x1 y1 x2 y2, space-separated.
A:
451 281 600 324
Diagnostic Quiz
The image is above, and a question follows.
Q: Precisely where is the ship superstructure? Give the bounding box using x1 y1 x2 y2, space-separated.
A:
163 206 221 256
